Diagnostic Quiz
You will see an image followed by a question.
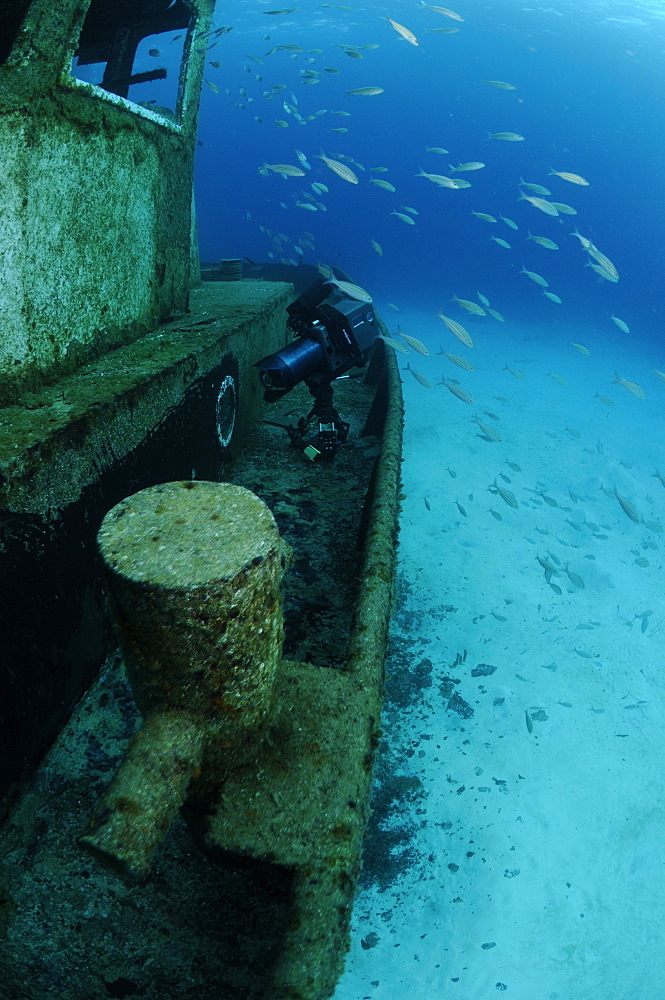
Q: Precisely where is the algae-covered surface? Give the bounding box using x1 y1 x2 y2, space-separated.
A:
0 370 388 1000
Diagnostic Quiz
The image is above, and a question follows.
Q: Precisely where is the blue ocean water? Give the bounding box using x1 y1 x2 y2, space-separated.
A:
193 0 665 344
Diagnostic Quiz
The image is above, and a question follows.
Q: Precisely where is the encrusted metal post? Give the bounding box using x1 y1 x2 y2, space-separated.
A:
79 480 291 880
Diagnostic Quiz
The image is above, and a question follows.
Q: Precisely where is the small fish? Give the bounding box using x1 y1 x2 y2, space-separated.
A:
487 308 504 321
346 86 385 96
455 500 467 516
549 168 590 186
587 245 619 280
505 461 521 472
424 497 431 511
417 168 468 189
605 486 641 524
587 261 618 282
487 131 525 141
547 371 567 386
519 178 551 195
571 342 590 355
491 479 518 508
565 427 581 439
519 193 559 216
550 202 577 215
439 351 474 371
492 609 507 619
441 379 474 403
437 314 473 347
386 17 419 45
391 210 416 225
502 364 525 380
420 2 464 21
491 236 511 248
612 374 646 399
482 80 516 90
294 149 311 170
595 392 615 406
205 79 220 93
398 331 430 355
425 147 449 154
611 313 630 333
370 239 383 255
405 363 432 387
500 216 519 229
520 266 549 287
525 710 533 734
634 556 649 567
489 509 503 521
451 161 485 172
261 161 305 176
451 294 486 316
379 335 409 354
472 417 501 442
527 232 559 249
318 150 358 184
324 277 372 302
477 292 491 307
532 490 558 507
472 211 497 222
543 292 562 303
370 178 396 191
447 466 457 478
565 565 585 589
148 48 161 57
652 369 665 383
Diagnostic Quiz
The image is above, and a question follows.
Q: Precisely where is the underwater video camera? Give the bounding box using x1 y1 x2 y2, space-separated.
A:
254 273 379 461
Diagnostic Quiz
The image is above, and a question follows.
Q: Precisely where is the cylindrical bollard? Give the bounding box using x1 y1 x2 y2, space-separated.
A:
79 480 291 879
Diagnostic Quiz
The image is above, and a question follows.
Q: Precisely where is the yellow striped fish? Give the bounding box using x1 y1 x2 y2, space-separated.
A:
398 330 430 355
491 478 519 508
379 335 409 354
437 313 474 347
613 374 646 399
386 17 419 45
451 294 486 315
438 351 475 371
605 486 641 524
472 417 501 441
440 379 474 403
405 363 431 387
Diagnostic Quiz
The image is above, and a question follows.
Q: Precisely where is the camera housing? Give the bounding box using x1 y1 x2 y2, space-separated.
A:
255 277 378 400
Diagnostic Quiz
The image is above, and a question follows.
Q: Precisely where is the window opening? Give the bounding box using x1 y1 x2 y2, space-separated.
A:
71 0 193 119
1 0 34 65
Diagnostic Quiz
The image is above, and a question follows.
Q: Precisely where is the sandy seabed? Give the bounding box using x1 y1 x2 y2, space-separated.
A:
334 305 665 1000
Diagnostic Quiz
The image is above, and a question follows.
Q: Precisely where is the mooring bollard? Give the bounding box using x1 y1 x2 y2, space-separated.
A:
79 480 291 880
